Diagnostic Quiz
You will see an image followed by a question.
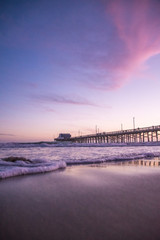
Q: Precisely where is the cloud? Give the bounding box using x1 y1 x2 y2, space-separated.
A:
103 0 160 89
0 133 15 136
78 0 160 91
32 94 98 107
42 106 56 113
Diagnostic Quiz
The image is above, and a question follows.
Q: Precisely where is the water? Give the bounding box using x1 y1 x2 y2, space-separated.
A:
1 142 160 179
1 143 160 239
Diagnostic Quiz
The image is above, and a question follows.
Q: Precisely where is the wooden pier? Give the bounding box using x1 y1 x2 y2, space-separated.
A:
70 125 160 144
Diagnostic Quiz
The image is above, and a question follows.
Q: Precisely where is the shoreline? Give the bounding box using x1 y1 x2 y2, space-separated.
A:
1 157 160 180
0 163 160 240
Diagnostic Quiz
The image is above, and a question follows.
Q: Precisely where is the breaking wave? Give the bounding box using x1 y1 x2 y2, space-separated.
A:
1 141 160 149
0 158 66 179
65 152 160 165
1 143 160 179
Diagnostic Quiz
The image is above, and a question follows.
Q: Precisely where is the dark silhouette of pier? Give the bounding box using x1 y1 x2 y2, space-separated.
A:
70 125 160 144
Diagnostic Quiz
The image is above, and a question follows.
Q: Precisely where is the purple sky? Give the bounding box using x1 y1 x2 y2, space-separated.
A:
0 0 160 142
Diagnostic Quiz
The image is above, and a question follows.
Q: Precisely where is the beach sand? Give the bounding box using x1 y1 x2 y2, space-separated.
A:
0 162 160 240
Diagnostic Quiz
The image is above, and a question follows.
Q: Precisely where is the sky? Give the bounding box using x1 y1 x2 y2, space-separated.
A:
0 0 160 142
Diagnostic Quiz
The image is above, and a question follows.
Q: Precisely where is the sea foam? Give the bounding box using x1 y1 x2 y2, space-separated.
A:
0 158 66 179
1 144 160 179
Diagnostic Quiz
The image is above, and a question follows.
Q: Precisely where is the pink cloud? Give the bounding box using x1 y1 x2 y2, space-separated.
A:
103 0 160 89
32 94 98 107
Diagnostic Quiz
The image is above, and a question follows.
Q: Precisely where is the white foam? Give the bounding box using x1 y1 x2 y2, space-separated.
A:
1 144 160 179
0 159 66 179
1 141 160 149
66 152 160 165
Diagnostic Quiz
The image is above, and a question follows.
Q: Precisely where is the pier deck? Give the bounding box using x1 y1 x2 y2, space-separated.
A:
70 125 160 144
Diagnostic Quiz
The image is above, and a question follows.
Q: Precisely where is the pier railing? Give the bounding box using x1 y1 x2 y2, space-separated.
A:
70 125 160 143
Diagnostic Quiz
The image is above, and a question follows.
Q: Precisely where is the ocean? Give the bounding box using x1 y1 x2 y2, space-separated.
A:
1 142 160 179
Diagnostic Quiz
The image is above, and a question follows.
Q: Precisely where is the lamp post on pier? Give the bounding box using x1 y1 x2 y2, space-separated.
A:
133 117 135 129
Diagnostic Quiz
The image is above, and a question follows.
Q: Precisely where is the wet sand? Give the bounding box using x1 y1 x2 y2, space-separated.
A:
0 162 160 240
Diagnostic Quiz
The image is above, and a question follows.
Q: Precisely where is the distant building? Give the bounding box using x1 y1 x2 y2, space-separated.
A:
54 133 71 141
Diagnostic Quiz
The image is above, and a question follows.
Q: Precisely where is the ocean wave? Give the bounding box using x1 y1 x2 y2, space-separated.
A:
66 152 160 165
0 158 66 179
1 141 160 149
1 145 160 179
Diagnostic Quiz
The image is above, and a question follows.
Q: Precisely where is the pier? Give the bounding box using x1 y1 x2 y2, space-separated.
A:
69 125 160 144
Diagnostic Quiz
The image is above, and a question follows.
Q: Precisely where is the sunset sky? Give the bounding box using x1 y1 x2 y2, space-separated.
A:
0 0 160 142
